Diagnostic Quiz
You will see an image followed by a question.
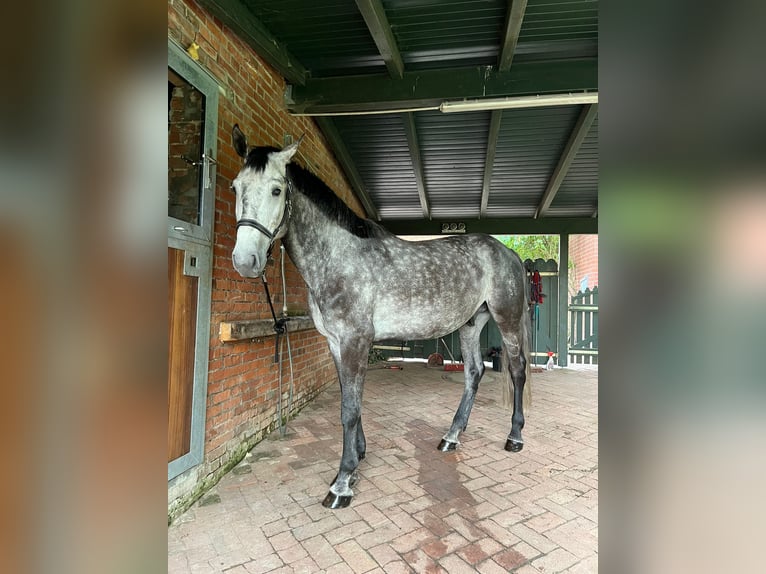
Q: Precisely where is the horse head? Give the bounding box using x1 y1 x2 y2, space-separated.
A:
230 124 302 277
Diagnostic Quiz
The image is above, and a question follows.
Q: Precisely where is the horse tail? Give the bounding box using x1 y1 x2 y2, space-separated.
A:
502 273 532 409
521 303 532 408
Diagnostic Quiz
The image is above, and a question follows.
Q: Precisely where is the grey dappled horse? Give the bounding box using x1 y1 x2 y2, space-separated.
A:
230 125 531 509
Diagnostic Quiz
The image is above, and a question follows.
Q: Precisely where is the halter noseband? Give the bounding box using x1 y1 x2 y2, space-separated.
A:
236 178 293 250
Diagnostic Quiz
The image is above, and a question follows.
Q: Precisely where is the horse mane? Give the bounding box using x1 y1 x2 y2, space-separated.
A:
287 163 387 239
244 145 386 239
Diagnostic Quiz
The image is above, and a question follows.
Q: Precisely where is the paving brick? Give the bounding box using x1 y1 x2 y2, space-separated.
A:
391 526 437 554
289 555 321 573
324 520 373 545
564 555 597 573
368 543 400 567
475 518 521 547
268 530 298 552
438 553 475 573
335 539 378 574
525 511 568 533
494 547 528 570
355 524 402 549
532 548 579 573
510 523 558 554
243 553 283 574
292 515 342 541
324 563 355 574
456 538 504 565
169 367 597 574
353 502 390 529
300 535 342 569
382 560 415 574
421 532 469 560
401 548 445 573
276 540 308 565
513 541 544 561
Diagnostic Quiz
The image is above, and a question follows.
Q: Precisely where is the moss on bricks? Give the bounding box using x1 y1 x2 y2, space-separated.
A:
167 381 331 525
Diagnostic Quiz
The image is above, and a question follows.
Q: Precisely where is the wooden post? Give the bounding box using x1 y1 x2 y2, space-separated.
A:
558 234 569 367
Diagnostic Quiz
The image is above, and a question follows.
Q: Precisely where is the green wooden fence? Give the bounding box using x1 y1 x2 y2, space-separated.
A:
568 287 598 365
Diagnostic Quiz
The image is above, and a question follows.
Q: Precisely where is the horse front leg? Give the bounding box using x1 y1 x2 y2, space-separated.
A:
439 310 490 451
323 338 369 509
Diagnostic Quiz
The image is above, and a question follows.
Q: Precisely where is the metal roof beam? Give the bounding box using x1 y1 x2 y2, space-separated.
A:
382 217 598 236
196 0 307 86
314 117 380 221
535 103 598 219
285 59 597 115
498 0 528 71
480 110 503 218
355 0 404 79
401 113 430 219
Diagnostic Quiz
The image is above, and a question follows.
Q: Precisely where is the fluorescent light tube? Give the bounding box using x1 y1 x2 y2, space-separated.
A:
439 92 598 113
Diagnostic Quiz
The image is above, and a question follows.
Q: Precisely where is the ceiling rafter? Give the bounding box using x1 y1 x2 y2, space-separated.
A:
285 59 598 115
481 0 528 219
354 0 404 79
195 0 307 85
401 113 430 219
534 103 598 219
314 117 380 221
480 110 503 218
354 1 431 220
498 0 528 71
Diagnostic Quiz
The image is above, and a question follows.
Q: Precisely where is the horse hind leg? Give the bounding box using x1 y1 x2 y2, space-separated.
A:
498 319 530 453
438 306 491 452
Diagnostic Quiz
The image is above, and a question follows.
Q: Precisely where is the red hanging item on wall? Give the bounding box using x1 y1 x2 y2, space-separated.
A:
530 270 545 305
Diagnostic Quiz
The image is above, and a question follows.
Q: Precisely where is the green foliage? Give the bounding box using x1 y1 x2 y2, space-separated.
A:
494 235 560 262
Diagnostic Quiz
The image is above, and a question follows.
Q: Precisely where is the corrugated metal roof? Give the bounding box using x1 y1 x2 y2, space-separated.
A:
384 0 506 70
204 0 598 227
547 114 598 216
245 0 386 76
416 110 490 218
487 105 582 217
333 114 424 219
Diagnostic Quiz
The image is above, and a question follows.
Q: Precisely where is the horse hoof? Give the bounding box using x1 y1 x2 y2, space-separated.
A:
438 439 458 452
322 491 352 509
505 439 524 452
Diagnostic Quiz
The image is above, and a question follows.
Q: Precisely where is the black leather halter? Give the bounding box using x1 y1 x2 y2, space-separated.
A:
236 179 293 250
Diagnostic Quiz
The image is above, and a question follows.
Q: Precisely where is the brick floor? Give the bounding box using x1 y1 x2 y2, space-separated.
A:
169 364 597 573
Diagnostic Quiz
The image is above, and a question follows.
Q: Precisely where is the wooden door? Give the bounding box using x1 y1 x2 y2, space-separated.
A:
167 247 199 461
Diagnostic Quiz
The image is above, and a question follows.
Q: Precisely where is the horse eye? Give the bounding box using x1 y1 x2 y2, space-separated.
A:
272 187 282 196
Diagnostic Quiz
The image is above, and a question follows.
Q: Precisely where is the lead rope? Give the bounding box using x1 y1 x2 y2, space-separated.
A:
260 245 295 437
280 245 295 437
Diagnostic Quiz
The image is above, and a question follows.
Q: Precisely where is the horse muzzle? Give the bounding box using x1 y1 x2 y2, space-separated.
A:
232 248 265 278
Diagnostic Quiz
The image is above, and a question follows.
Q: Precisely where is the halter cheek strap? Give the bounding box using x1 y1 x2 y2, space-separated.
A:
236 178 293 250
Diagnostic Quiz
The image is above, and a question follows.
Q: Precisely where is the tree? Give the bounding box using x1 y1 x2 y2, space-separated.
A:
494 235 559 262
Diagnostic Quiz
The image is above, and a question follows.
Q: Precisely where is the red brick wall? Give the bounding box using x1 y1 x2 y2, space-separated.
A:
569 234 599 291
169 0 363 510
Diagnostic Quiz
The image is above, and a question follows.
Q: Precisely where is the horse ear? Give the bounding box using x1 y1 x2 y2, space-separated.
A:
232 124 248 158
276 134 304 164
